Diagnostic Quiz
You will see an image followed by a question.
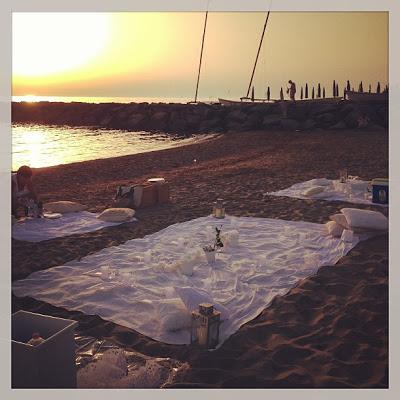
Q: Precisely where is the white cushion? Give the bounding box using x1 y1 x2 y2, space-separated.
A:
174 286 229 320
158 299 191 332
97 208 135 222
309 178 331 186
329 213 350 230
302 186 325 197
326 221 344 238
44 201 87 214
340 208 388 231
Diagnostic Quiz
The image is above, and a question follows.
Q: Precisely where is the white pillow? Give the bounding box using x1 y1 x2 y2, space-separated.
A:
329 213 350 230
325 221 344 238
158 299 192 332
341 208 388 231
309 178 331 186
174 286 229 320
44 201 87 214
302 186 325 197
97 208 135 222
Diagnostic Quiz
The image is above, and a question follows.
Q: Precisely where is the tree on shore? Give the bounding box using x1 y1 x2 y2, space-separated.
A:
323 87 326 98
305 83 309 99
359 81 363 93
377 82 381 93
280 87 284 100
317 83 321 98
300 86 303 100
267 86 270 101
333 80 336 97
346 80 351 91
312 87 315 99
369 84 371 93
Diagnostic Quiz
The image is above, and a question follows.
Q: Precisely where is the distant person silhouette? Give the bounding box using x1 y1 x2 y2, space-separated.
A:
287 80 296 101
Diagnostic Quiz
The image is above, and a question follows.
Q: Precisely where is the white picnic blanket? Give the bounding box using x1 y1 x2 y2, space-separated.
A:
267 178 388 206
13 215 360 346
12 211 137 242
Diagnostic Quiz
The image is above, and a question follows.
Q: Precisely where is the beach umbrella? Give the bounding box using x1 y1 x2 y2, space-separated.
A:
346 80 351 91
280 87 284 100
305 83 309 98
333 80 336 97
312 87 315 99
317 83 321 98
377 82 381 93
323 87 326 98
300 86 303 100
267 86 270 101
251 86 255 101
359 81 363 93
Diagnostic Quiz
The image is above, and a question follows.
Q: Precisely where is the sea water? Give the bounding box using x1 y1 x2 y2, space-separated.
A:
12 124 212 170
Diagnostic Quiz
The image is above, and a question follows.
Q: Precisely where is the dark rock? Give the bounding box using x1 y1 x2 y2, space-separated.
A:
328 121 347 130
316 113 336 124
311 104 339 116
227 110 247 122
169 118 187 132
302 119 317 130
344 110 363 128
262 115 282 129
339 103 356 117
98 115 113 126
127 113 146 127
281 118 299 131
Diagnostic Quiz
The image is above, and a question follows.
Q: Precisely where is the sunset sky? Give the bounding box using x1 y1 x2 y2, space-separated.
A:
12 12 388 100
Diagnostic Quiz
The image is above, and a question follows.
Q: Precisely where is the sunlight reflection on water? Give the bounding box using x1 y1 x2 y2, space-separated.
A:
12 124 211 170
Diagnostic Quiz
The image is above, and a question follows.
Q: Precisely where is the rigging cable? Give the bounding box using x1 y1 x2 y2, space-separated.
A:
245 9 271 98
193 2 210 103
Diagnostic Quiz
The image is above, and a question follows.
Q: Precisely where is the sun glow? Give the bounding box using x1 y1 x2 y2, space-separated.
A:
12 13 110 77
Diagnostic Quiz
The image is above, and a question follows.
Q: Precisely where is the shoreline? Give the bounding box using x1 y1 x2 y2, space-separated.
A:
12 129 388 388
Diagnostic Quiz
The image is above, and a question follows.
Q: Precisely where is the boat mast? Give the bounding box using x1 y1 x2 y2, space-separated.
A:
245 11 271 99
193 11 209 103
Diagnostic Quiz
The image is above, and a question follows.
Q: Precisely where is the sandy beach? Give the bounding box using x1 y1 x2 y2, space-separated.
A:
12 128 388 388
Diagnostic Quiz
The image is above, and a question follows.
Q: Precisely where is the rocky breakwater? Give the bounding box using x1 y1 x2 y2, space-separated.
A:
12 99 388 135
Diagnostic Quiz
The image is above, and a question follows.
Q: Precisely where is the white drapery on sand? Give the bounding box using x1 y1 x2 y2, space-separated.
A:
12 211 137 242
267 178 388 206
13 216 360 346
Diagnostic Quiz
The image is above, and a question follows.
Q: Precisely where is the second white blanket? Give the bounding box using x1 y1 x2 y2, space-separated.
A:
12 211 137 242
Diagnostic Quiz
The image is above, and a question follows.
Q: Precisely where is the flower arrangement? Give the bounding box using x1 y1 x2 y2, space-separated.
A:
202 226 224 252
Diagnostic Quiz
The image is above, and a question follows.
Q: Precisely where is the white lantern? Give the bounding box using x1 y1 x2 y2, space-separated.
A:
212 198 225 219
190 303 221 349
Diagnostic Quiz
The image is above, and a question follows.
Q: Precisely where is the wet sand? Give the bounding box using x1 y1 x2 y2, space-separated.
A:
12 129 388 388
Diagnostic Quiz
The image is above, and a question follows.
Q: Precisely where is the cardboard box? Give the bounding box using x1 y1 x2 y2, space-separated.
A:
137 183 158 208
157 182 170 204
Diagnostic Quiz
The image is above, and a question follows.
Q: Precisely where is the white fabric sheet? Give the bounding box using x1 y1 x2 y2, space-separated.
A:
12 211 137 242
13 216 360 346
268 178 388 207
